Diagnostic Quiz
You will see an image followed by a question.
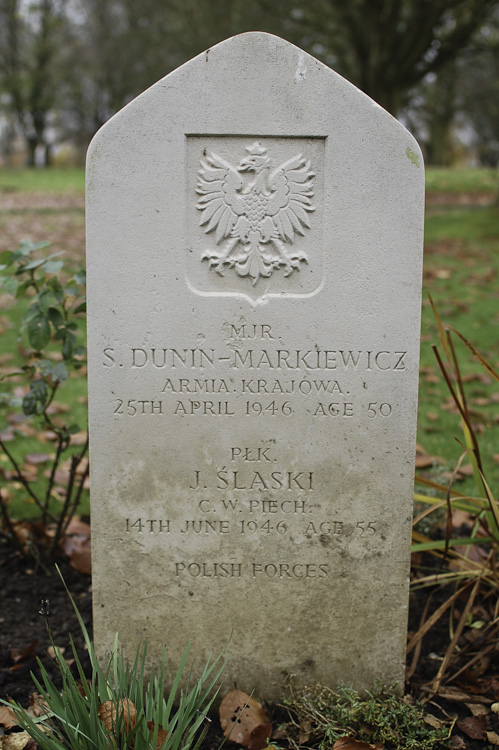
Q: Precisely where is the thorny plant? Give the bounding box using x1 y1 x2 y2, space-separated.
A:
1 568 226 750
0 239 87 561
409 298 499 693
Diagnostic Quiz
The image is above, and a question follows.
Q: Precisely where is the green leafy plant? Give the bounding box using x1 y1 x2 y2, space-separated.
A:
280 682 451 749
3 571 226 750
0 239 87 559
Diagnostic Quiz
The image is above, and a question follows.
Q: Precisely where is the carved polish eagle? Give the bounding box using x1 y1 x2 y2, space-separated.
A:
195 142 315 285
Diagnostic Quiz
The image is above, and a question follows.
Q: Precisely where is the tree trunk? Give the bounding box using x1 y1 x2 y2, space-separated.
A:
26 138 37 167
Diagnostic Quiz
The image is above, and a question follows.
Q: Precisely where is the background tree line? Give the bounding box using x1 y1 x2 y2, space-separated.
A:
0 0 498 167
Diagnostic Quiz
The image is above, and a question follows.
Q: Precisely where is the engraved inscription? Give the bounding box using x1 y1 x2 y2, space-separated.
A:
173 562 329 578
196 142 315 285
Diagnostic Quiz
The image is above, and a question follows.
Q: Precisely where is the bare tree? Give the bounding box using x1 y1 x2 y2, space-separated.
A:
0 0 65 165
281 0 498 115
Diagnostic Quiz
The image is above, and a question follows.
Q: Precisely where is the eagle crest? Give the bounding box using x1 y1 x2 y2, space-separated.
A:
196 142 315 285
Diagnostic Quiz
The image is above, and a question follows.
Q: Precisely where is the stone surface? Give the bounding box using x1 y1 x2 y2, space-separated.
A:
86 32 424 700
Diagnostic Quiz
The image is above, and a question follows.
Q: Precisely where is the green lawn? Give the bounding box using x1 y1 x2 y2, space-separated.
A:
0 167 85 194
424 166 498 194
0 165 497 196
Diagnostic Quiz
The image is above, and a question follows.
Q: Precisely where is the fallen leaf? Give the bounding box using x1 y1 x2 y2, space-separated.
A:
452 510 473 528
69 431 88 446
415 455 434 468
298 720 313 744
59 520 91 575
27 693 49 718
20 464 38 481
98 699 136 733
424 713 444 729
0 731 34 750
486 730 499 745
465 703 489 717
46 402 70 414
247 724 273 750
147 721 169 750
10 639 39 666
435 687 478 702
219 689 269 748
457 715 487 740
64 517 91 536
333 738 383 749
0 705 18 729
25 453 52 465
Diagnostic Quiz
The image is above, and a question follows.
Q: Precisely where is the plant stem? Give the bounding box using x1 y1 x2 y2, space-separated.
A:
0 489 26 555
43 433 67 525
0 437 42 506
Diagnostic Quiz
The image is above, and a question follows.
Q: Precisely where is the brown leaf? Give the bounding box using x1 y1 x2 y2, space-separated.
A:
20 464 38 481
64 517 91 536
333 738 383 750
69 431 88 446
465 703 489 717
98 700 136 733
486 730 499 745
10 639 39 666
457 715 487 740
423 714 444 729
247 724 273 750
434 687 476 702
147 722 169 750
27 693 49 718
25 453 52 465
0 705 19 729
451 510 473 528
1 731 35 750
415 455 434 468
298 720 313 745
219 689 268 747
59 519 92 574
46 402 70 414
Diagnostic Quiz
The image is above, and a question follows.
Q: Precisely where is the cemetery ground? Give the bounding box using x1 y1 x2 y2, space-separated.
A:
0 167 498 749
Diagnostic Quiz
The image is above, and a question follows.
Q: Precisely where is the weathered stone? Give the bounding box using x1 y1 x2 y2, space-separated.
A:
86 32 424 700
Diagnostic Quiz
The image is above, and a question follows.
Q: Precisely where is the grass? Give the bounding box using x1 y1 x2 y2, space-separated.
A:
418 194 499 494
424 166 498 194
0 168 85 194
0 165 496 197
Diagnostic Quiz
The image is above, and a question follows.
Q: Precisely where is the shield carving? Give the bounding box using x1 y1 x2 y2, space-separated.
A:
186 135 325 304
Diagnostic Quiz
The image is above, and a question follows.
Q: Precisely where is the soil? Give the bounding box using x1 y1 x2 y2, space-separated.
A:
0 540 92 704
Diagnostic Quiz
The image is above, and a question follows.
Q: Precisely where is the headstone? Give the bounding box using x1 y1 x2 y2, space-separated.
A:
86 32 424 699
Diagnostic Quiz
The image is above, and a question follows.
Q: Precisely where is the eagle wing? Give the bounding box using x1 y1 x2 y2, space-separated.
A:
196 153 245 244
266 154 315 242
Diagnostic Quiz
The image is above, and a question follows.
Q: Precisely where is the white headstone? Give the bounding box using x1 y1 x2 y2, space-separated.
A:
86 32 424 699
